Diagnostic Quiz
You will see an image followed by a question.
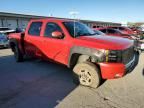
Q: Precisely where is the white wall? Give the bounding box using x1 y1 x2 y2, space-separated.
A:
18 19 29 29
20 19 29 29
0 19 2 27
7 19 17 29
2 19 7 27
22 20 29 29
0 18 29 29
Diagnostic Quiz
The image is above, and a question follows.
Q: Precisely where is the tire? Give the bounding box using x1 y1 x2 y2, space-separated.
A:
73 62 101 88
14 45 23 62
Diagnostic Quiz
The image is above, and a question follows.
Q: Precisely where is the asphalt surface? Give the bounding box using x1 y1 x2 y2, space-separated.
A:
0 49 144 108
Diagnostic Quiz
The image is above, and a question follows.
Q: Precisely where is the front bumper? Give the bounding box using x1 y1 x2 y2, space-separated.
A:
0 42 9 48
99 55 135 79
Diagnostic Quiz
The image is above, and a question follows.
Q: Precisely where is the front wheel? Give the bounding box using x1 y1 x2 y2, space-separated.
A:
14 45 23 62
73 62 101 88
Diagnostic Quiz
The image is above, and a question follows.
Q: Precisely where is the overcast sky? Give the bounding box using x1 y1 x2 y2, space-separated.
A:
0 0 143 23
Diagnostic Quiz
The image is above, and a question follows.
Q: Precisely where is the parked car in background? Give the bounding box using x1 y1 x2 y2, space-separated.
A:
107 26 136 35
95 28 136 40
129 26 141 33
92 25 103 29
140 24 144 33
93 29 105 36
0 27 15 34
94 27 142 51
0 33 9 48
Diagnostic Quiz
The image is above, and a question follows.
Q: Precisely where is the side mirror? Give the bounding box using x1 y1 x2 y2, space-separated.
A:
51 31 63 39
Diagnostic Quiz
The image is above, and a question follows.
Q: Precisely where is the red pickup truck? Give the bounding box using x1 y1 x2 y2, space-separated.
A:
9 19 135 88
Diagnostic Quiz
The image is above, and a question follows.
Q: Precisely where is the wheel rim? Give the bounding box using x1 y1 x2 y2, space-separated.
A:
79 69 92 86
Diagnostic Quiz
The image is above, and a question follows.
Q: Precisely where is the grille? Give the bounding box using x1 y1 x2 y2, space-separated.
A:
122 47 134 64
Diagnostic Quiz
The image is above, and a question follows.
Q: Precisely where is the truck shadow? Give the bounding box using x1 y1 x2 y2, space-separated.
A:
0 55 77 108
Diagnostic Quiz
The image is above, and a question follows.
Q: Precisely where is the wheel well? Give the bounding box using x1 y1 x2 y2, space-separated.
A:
69 54 101 71
69 53 81 68
69 54 94 68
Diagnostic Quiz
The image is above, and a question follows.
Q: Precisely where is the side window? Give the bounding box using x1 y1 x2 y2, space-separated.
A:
100 29 107 33
44 22 63 37
28 22 42 36
119 27 125 30
107 29 116 34
111 27 117 29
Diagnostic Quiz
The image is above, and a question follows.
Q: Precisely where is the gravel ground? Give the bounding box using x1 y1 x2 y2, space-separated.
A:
0 49 144 108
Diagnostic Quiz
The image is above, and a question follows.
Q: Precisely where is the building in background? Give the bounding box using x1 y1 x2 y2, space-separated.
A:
127 22 144 27
0 12 121 30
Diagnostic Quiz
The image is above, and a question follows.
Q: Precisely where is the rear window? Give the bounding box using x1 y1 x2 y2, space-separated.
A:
28 22 42 36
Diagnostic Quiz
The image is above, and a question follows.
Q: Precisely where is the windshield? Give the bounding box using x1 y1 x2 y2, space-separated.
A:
63 21 95 37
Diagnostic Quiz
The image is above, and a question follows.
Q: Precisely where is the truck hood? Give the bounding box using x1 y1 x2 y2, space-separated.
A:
77 35 133 50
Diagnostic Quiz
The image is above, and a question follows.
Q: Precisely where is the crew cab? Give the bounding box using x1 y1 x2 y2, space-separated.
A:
9 19 136 88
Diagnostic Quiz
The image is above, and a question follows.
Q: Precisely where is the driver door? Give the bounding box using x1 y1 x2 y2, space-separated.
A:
41 22 69 65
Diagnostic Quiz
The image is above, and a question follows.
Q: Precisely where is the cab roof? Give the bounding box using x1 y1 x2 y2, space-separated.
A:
30 18 75 23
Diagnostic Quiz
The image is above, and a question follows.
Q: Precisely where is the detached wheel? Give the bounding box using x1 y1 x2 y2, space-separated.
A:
14 45 23 62
73 62 101 88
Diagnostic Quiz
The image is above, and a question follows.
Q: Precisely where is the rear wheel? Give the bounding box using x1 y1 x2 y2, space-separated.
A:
14 45 23 62
73 62 101 88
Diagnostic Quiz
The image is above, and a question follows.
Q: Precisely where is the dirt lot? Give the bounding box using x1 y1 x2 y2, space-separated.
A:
0 49 144 108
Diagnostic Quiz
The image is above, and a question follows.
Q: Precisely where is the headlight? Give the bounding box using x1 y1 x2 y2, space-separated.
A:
92 49 122 63
93 49 106 62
